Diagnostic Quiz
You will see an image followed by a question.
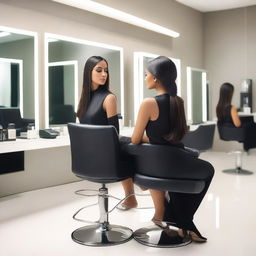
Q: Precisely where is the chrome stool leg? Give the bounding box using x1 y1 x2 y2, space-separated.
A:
72 184 133 246
133 223 191 248
223 151 253 175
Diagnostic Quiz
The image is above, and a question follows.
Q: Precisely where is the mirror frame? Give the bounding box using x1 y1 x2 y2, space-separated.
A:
44 33 124 128
186 66 207 124
133 52 181 123
0 26 39 129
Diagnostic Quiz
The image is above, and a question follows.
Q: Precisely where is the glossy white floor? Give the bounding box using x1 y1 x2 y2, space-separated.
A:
0 150 256 256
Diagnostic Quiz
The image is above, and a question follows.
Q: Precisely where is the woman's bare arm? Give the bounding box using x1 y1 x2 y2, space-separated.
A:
231 106 241 127
103 94 118 118
131 98 155 144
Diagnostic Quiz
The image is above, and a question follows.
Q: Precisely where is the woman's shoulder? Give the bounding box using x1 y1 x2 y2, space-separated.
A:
141 97 157 107
104 93 117 104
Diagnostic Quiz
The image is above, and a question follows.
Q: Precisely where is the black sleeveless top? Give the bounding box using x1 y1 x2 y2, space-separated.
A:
146 94 171 145
79 86 111 125
218 105 235 127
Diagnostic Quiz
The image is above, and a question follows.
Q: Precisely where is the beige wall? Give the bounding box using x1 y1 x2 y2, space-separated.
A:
204 6 256 120
0 0 204 126
0 0 204 196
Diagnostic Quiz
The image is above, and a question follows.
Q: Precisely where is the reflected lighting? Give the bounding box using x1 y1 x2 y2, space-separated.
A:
52 0 180 38
0 31 11 37
48 38 59 42
215 196 220 229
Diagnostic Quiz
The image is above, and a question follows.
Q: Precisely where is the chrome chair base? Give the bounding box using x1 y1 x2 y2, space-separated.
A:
223 168 253 175
72 224 133 246
133 225 192 248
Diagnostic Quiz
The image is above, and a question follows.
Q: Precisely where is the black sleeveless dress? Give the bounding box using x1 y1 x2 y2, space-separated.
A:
218 105 256 151
80 86 111 125
146 94 184 147
79 86 119 133
146 94 213 238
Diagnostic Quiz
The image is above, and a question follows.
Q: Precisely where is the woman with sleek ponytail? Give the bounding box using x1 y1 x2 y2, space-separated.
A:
120 56 213 242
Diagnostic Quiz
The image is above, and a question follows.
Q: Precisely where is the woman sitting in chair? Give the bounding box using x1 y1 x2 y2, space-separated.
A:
216 82 256 151
216 83 241 127
121 56 214 242
77 55 138 209
77 56 119 132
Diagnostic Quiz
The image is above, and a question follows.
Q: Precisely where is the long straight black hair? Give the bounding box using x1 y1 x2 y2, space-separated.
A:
216 82 234 122
164 95 188 144
77 56 109 120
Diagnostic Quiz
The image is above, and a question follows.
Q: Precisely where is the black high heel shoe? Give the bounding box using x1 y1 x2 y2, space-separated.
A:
189 230 207 243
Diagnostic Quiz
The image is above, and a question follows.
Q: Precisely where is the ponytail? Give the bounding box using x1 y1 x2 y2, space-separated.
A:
164 96 188 144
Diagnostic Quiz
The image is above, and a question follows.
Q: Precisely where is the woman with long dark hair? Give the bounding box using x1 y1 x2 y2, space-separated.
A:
77 56 119 132
216 82 241 127
216 82 256 151
120 56 214 242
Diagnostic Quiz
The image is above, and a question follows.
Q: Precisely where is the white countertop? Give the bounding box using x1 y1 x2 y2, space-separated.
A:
0 126 134 154
0 136 70 154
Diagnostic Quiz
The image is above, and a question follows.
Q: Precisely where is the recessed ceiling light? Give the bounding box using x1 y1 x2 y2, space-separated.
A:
52 0 180 38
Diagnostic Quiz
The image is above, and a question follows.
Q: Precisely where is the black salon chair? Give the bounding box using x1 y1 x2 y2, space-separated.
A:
68 123 133 246
122 143 214 248
217 124 253 175
182 124 215 151
0 108 34 135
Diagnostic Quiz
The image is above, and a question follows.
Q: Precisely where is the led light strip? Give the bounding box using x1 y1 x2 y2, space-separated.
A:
52 0 180 38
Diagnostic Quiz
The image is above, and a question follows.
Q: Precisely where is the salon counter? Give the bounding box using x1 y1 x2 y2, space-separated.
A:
0 127 134 154
0 136 70 154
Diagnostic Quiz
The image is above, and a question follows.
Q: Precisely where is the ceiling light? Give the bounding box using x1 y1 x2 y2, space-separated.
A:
0 31 11 37
52 0 180 38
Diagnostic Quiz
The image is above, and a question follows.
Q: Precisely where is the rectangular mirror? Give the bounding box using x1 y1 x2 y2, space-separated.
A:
187 67 208 124
0 26 38 128
133 52 181 123
45 33 124 128
0 58 23 111
48 61 78 125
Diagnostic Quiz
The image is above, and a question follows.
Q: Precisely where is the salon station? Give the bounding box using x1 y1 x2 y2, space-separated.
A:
0 1 256 256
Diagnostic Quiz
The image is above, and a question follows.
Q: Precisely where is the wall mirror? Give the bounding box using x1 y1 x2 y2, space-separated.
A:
0 26 38 128
133 52 181 122
45 33 124 128
187 67 208 124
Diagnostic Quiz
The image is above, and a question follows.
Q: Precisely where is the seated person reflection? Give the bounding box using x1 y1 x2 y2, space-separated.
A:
121 56 214 242
216 82 256 151
77 56 119 132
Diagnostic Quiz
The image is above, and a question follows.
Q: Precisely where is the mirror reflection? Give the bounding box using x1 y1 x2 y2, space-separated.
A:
0 28 36 124
0 58 22 111
187 67 208 124
134 52 181 122
46 34 123 127
48 61 78 125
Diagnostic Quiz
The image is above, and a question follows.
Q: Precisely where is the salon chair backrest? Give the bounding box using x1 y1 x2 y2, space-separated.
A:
122 143 214 194
182 124 215 151
0 108 23 129
68 123 130 183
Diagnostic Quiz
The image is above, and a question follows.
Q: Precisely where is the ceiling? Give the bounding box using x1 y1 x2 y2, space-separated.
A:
175 0 256 12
